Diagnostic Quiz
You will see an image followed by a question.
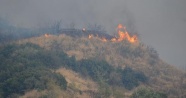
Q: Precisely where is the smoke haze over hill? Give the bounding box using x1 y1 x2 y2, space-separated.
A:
0 0 186 68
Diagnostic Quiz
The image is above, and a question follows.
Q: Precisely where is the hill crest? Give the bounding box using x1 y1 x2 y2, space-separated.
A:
16 33 186 97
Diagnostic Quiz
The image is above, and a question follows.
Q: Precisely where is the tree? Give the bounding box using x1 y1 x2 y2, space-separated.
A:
131 88 167 98
0 43 68 97
121 67 148 90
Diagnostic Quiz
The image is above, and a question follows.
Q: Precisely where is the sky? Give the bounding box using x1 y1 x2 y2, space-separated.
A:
0 0 186 69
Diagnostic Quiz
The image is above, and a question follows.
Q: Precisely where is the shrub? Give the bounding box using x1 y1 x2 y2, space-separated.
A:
0 43 67 97
122 67 148 90
131 88 167 98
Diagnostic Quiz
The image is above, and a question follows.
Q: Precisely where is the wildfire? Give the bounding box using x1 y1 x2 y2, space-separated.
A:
45 34 50 37
88 34 107 42
87 24 138 43
116 24 138 43
88 34 93 39
101 37 107 42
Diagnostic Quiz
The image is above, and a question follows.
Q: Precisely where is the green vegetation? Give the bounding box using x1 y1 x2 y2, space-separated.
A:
0 17 184 97
131 88 167 98
0 42 149 97
76 59 148 91
77 59 113 82
121 67 148 90
0 43 67 97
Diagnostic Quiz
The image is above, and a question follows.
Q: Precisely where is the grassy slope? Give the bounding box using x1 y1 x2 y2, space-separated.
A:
18 34 186 97
20 68 99 98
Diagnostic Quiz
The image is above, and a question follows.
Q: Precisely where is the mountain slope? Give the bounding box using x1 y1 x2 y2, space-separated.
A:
16 33 186 97
0 32 183 98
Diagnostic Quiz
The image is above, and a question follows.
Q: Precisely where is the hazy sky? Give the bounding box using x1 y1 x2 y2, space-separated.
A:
0 0 186 68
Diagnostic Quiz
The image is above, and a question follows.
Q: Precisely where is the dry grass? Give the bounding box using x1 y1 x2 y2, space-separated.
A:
56 67 98 92
20 67 99 98
20 90 44 98
56 67 98 98
17 33 186 97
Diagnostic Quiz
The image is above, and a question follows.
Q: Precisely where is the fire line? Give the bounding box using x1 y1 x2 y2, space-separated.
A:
87 24 138 43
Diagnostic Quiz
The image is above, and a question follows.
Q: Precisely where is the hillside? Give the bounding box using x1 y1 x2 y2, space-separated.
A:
14 32 186 97
0 28 185 98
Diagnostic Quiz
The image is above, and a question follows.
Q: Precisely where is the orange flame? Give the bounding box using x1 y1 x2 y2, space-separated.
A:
88 34 93 39
116 24 138 43
101 37 107 42
111 38 117 42
117 24 123 29
45 34 50 37
87 24 138 43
